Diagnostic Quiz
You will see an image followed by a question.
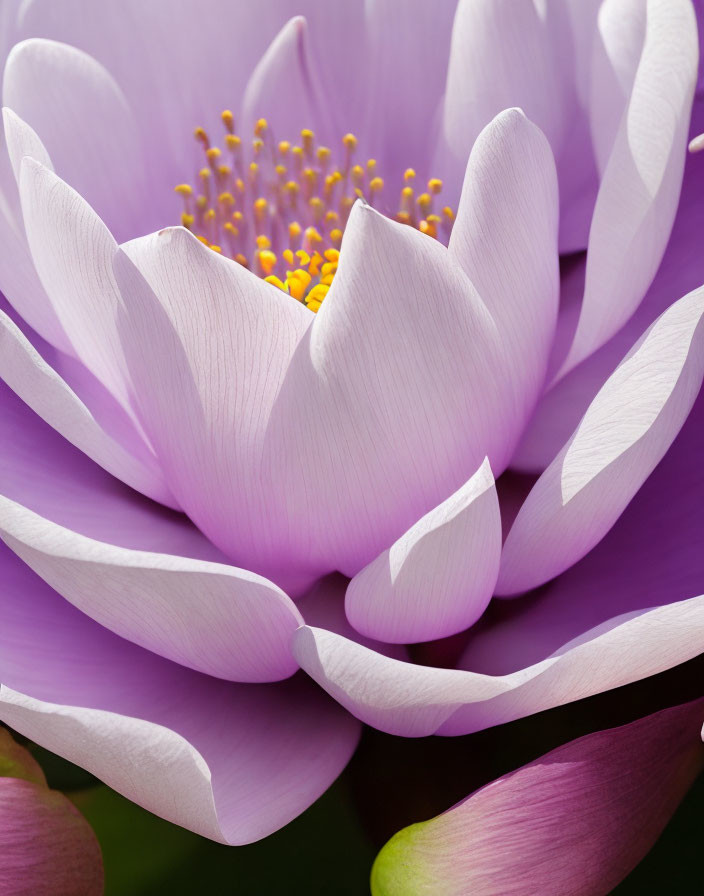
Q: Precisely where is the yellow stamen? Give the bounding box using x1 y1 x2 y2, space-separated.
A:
221 110 235 133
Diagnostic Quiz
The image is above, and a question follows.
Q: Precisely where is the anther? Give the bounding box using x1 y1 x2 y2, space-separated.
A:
221 110 235 133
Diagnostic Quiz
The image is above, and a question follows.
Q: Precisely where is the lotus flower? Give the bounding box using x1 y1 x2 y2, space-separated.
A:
0 0 702 883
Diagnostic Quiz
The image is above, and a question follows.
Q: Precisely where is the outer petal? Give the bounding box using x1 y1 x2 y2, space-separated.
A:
0 306 174 507
557 0 698 379
589 0 647 174
0 544 360 844
0 381 302 683
0 776 103 896
294 393 704 736
345 459 500 644
0 113 70 352
497 285 704 595
18 158 132 411
3 38 148 240
513 93 704 472
449 109 559 426
371 700 704 896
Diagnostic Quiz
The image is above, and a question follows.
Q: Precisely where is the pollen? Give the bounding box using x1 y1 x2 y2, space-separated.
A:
174 115 454 312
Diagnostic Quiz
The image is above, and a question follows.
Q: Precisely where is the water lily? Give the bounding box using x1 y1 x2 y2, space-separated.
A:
0 1 702 885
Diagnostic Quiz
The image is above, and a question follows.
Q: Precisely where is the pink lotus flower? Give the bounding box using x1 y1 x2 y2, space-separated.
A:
0 0 702 879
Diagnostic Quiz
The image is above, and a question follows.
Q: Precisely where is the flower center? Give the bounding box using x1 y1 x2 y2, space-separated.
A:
174 111 454 312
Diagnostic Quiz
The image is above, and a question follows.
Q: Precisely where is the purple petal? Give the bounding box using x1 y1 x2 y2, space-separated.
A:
115 227 313 591
345 459 500 644
3 38 149 240
363 0 456 177
557 0 698 379
589 0 646 174
371 699 704 896
0 113 70 351
514 93 704 472
294 393 704 736
0 306 175 506
265 201 516 583
18 158 133 412
0 379 303 682
449 109 559 430
497 285 704 595
0 544 360 844
241 17 335 149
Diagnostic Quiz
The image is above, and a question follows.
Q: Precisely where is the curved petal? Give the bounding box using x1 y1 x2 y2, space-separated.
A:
241 17 336 149
370 699 704 896
345 459 500 644
0 306 174 506
18 157 132 412
3 38 148 240
296 574 408 661
294 393 704 737
449 108 559 425
265 201 513 584
114 226 312 592
497 285 704 595
513 93 704 472
13 0 366 213
439 0 572 213
557 0 698 380
0 112 71 352
0 377 224 560
0 497 303 683
589 0 647 175
0 776 103 896
0 544 360 844
0 378 302 682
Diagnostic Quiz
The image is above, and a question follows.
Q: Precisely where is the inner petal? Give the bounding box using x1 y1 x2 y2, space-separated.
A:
174 112 455 311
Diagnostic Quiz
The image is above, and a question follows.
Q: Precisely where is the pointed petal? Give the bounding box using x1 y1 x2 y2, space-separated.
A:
345 459 500 644
497 285 704 595
3 38 147 240
0 545 360 844
0 113 71 352
588 0 647 175
440 0 567 202
0 307 174 506
265 201 515 583
449 109 559 425
0 777 103 896
18 157 131 410
371 700 704 896
557 0 698 379
241 17 335 148
513 94 704 472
